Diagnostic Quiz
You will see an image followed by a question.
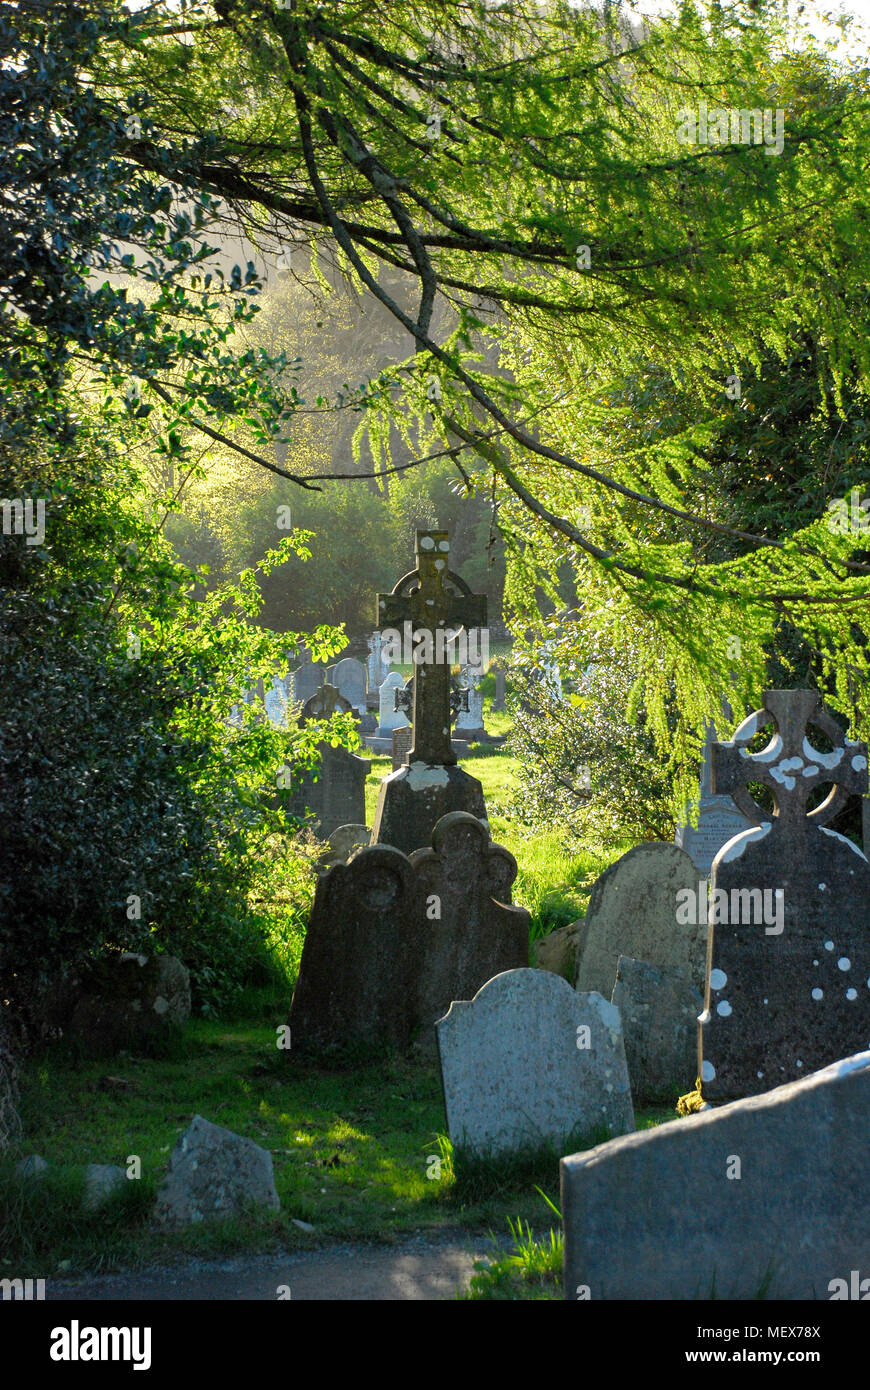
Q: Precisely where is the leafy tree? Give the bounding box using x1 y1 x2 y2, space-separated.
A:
84 0 870 811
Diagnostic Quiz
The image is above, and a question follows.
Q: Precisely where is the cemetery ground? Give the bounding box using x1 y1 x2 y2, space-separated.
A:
1 697 672 1301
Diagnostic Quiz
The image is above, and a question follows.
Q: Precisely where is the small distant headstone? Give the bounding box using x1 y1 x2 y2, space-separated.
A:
292 654 329 705
492 666 507 712
436 969 634 1158
611 955 702 1106
289 813 529 1055
264 675 289 727
454 662 487 740
574 843 703 998
377 671 409 736
701 689 870 1102
154 1114 280 1227
562 1051 870 1299
367 631 392 693
326 657 367 714
83 1163 126 1211
392 725 413 770
298 682 353 722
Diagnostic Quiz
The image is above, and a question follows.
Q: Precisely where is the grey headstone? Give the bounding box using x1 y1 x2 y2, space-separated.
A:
292 659 328 705
289 813 529 1055
436 969 634 1158
532 922 584 981
284 742 371 839
83 1163 127 1211
392 725 413 771
154 1114 280 1227
16 1153 48 1180
377 671 409 736
562 1050 870 1300
366 631 392 693
676 722 752 872
575 843 704 999
326 657 367 714
701 690 870 1102
263 676 289 727
492 666 507 712
455 663 487 739
316 823 370 871
612 956 702 1106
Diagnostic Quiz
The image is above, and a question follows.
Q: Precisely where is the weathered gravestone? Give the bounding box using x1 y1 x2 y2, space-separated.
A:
283 684 371 838
291 652 329 705
700 689 870 1102
371 532 488 855
574 843 704 997
675 721 752 873
562 1051 870 1300
326 657 367 715
376 671 409 737
288 813 529 1054
436 969 634 1158
155 1114 280 1227
366 631 391 693
392 724 412 771
612 955 702 1105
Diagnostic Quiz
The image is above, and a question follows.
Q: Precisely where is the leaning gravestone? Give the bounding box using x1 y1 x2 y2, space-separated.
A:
436 969 634 1158
574 843 704 998
562 1050 870 1300
326 657 367 715
701 689 870 1102
612 955 701 1105
675 721 752 873
288 813 529 1055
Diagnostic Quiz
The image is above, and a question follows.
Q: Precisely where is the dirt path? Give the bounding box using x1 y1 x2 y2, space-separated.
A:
46 1230 507 1302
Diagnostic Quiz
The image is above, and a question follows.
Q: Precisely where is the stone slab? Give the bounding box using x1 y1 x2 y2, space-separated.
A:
575 843 703 998
612 955 701 1105
437 969 634 1158
154 1114 280 1227
562 1051 870 1300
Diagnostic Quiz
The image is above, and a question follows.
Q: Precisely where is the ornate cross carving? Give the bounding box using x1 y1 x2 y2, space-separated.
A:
377 531 486 765
712 689 868 829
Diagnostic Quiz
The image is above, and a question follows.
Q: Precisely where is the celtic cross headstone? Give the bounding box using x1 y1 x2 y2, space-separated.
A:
700 689 870 1101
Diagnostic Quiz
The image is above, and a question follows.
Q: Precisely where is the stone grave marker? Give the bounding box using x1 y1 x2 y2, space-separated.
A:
263 675 289 727
392 724 412 771
562 1051 870 1300
288 813 528 1055
326 656 367 714
436 969 634 1158
574 843 704 998
371 531 488 855
367 631 391 693
676 721 752 873
283 683 370 837
492 665 507 712
377 671 409 737
612 955 701 1105
292 652 328 705
701 689 870 1102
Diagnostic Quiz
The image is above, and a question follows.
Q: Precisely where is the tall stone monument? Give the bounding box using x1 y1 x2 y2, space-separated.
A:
371 531 488 855
700 689 870 1102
